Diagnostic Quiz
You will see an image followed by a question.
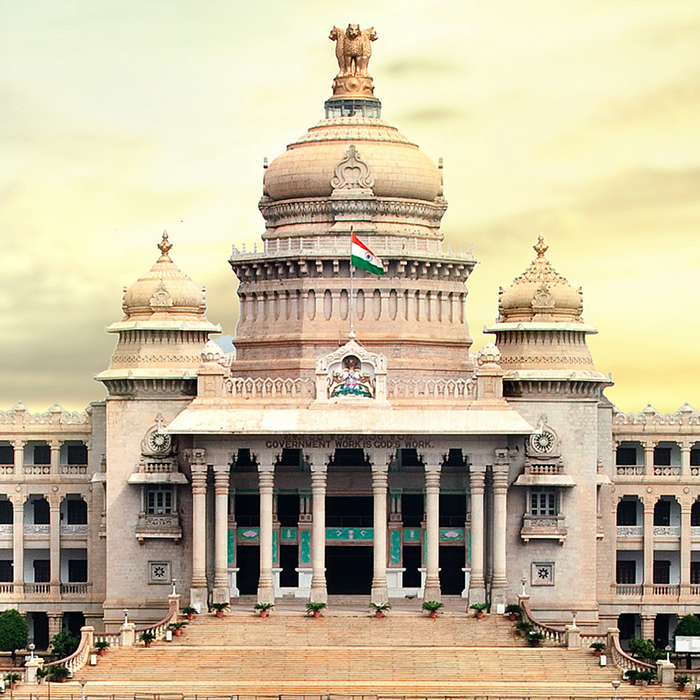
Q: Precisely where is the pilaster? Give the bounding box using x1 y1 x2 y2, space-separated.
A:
370 459 389 605
423 451 442 602
11 494 24 594
469 464 486 605
309 457 328 604
256 450 276 605
189 449 208 609
491 449 509 605
212 463 231 601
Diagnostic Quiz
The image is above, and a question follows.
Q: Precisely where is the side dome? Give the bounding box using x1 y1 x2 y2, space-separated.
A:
263 117 442 202
498 235 583 323
121 232 208 325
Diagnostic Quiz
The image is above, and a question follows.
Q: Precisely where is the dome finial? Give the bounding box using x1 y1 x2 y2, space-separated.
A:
158 230 173 261
534 233 548 259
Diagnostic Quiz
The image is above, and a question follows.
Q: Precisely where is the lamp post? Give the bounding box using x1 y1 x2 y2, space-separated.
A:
171 578 177 596
79 677 86 700
123 608 129 624
28 642 35 661
611 678 620 700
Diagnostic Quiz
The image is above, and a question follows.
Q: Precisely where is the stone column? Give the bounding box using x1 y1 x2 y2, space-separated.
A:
49 495 61 595
423 459 442 602
644 441 656 475
50 440 61 475
47 612 63 644
681 442 692 478
189 452 208 609
643 498 654 596
641 613 655 640
257 463 275 604
370 461 389 605
469 465 486 605
212 464 231 602
12 440 24 475
11 495 24 594
491 455 509 605
680 500 692 596
310 462 328 604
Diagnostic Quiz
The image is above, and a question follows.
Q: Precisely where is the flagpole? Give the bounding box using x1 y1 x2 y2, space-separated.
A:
349 226 355 339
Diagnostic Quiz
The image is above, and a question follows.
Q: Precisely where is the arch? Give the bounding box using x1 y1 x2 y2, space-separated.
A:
653 495 680 527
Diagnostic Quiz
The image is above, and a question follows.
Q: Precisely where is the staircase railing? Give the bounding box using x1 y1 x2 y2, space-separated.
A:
607 627 655 673
518 595 565 645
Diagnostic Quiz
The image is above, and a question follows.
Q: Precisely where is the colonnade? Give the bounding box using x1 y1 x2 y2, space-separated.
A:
188 447 510 606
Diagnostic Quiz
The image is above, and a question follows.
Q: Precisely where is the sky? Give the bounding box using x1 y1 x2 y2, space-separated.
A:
1 0 699 415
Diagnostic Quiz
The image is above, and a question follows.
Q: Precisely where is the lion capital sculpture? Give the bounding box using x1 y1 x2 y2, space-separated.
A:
329 24 377 77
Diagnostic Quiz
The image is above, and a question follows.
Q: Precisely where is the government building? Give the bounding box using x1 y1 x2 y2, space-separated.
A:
1 26 698 653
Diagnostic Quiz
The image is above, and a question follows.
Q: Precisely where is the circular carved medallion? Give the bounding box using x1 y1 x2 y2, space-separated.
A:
530 430 555 454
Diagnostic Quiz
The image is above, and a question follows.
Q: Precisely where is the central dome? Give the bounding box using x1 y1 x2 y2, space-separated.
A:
263 117 442 203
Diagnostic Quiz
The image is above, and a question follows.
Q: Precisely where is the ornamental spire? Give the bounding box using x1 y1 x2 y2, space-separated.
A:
157 230 173 262
533 233 548 259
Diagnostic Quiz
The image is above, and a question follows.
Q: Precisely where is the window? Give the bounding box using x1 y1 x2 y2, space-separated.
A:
691 449 700 467
530 488 557 516
654 500 671 526
691 562 700 585
146 486 172 515
0 445 12 465
0 500 12 525
68 559 87 583
693 502 700 527
617 500 638 526
33 559 50 583
654 447 671 466
616 560 636 584
33 499 50 525
33 445 50 465
653 560 670 584
66 498 87 525
67 445 88 465
616 447 637 466
0 561 12 582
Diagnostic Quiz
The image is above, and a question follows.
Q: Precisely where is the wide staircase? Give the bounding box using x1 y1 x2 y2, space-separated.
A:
18 597 672 699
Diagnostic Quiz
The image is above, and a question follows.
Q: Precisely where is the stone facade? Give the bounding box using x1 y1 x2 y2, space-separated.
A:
0 31 697 648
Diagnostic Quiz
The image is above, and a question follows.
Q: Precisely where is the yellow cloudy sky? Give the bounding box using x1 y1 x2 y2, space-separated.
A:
1 0 699 414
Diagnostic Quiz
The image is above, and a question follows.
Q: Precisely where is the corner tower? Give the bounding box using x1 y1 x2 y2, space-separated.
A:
486 236 611 622
229 25 476 381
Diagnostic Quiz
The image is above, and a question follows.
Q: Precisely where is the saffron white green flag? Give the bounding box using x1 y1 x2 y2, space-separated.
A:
351 232 384 276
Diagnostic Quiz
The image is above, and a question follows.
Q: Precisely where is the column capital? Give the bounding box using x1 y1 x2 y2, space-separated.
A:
421 450 445 470
371 462 389 476
492 469 509 492
12 439 26 449
49 439 62 450
213 464 230 493
309 462 328 475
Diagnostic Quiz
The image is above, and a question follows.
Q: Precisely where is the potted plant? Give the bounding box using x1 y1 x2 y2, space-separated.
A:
693 686 700 698
675 674 690 691
422 601 444 619
515 620 534 636
210 602 229 618
4 672 21 689
306 602 326 618
36 667 50 684
526 631 545 647
470 603 488 619
505 604 521 621
590 641 606 656
181 606 197 621
255 602 274 618
637 669 656 686
139 631 155 647
168 621 187 636
47 666 70 682
93 639 110 655
370 602 391 618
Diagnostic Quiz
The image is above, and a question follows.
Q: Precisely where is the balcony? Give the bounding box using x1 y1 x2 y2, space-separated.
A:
60 524 88 537
616 584 642 596
653 526 680 537
654 465 681 476
520 514 567 543
616 465 644 476
653 584 680 596
23 465 50 475
60 582 90 596
135 513 182 543
60 464 88 475
24 583 50 595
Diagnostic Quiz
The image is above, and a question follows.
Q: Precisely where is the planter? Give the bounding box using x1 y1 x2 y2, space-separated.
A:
475 611 484 619
678 684 686 692
429 611 438 619
186 613 194 621
375 610 384 618
260 610 268 619
216 610 223 618
144 641 152 648
313 610 321 618
174 628 182 636
508 613 518 621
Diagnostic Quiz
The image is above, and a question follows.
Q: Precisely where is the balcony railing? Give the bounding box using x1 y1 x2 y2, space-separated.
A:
23 465 50 475
653 584 680 596
654 465 681 476
0 583 13 594
616 465 644 475
0 524 12 536
60 582 90 595
60 524 88 536
617 525 643 537
615 583 682 596
23 524 50 536
616 584 642 596
653 525 680 536
24 583 50 594
60 464 88 475
0 465 13 475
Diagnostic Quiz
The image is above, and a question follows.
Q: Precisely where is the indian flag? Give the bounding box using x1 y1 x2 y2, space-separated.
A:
351 232 384 276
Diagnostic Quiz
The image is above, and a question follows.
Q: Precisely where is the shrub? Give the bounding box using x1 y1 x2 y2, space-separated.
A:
422 601 444 613
676 614 700 637
48 665 70 682
50 631 80 659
